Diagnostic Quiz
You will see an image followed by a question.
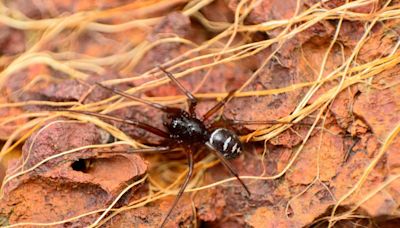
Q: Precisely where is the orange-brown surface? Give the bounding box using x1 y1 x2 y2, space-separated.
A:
1 0 400 227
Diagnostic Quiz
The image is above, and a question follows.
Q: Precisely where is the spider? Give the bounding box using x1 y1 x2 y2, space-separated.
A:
65 67 275 227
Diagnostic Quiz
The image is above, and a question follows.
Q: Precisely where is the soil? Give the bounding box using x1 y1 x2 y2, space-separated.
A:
1 0 400 227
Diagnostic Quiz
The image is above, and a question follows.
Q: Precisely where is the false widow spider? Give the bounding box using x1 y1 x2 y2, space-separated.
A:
66 67 253 227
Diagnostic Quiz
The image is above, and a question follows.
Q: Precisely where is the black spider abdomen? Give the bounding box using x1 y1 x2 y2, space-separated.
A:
167 115 208 143
209 128 243 159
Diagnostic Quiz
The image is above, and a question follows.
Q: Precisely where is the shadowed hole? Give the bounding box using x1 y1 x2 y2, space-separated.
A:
71 158 93 173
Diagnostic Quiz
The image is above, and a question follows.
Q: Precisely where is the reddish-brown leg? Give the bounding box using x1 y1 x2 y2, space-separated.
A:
96 83 181 114
224 118 313 126
160 147 194 227
61 109 170 138
157 66 198 117
202 90 237 121
95 146 173 154
205 142 251 196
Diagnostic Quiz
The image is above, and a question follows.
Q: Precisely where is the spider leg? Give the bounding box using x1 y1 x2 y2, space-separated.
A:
157 66 198 117
160 147 194 228
96 83 180 114
205 142 251 196
95 146 173 154
60 109 170 138
202 90 237 121
224 118 312 126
